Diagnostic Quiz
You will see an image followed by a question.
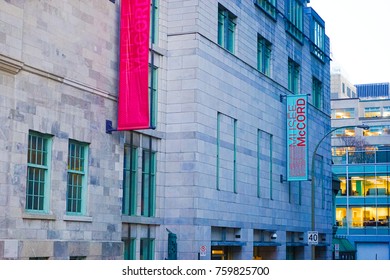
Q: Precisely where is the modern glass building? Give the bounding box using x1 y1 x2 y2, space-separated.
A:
332 74 390 259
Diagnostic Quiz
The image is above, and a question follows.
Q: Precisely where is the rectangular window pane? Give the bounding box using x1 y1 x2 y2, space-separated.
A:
286 0 303 41
148 66 158 128
255 0 277 18
26 132 51 211
312 77 322 109
67 140 87 214
257 35 272 76
141 149 156 217
217 5 236 53
140 238 155 260
364 107 381 118
123 145 138 216
288 59 300 94
332 108 355 119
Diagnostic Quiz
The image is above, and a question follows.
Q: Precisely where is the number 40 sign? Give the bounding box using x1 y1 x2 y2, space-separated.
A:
307 231 318 245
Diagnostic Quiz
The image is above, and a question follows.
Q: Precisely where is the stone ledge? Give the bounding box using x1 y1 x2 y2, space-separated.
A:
63 215 93 222
0 54 23 74
22 212 56 220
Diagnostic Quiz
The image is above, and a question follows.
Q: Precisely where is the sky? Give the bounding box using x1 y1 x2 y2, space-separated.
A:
308 0 390 85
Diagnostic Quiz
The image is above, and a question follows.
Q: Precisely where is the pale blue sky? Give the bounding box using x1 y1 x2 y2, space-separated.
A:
309 0 390 85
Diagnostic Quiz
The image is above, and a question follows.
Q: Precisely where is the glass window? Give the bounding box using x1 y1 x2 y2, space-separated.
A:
363 125 390 136
331 108 355 119
218 4 236 53
286 0 303 42
67 140 88 214
150 0 159 44
312 77 322 109
123 145 138 216
141 149 156 217
332 128 355 137
364 107 380 118
254 0 277 19
258 130 273 198
140 238 155 260
124 239 136 260
257 35 272 76
26 131 52 212
310 10 325 61
149 65 158 128
383 106 390 117
288 59 300 94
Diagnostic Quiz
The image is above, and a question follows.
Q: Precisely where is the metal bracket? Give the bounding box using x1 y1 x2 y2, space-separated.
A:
106 120 117 134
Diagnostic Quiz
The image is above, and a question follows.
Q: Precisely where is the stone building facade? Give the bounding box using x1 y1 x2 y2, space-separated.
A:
0 0 332 260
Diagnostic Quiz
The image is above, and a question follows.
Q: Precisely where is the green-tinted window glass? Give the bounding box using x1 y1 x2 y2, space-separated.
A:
288 59 300 94
140 238 155 260
312 77 322 109
255 0 277 18
217 5 236 53
311 15 325 60
149 66 158 128
141 150 156 217
150 0 159 44
257 35 272 76
286 0 303 42
124 239 136 260
123 145 138 216
26 132 51 211
67 140 88 214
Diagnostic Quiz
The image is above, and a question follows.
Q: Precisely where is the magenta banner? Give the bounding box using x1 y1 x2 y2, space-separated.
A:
117 0 150 130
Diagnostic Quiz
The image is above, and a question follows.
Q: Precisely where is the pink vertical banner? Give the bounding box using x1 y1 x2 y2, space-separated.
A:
117 0 150 130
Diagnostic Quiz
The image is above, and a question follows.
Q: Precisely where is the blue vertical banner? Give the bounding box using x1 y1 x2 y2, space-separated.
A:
287 94 308 181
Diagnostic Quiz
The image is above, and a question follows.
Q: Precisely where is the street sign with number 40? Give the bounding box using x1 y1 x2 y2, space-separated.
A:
307 231 318 245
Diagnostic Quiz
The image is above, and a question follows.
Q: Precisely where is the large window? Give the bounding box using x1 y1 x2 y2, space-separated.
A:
257 35 272 76
286 0 303 42
364 107 380 118
150 0 159 44
254 0 277 19
140 238 155 260
331 108 355 119
141 149 156 217
26 131 52 212
67 140 88 214
257 130 273 199
363 125 390 137
332 128 355 137
310 10 325 61
149 65 158 128
123 145 138 216
288 58 300 94
216 113 237 193
312 77 322 109
124 239 136 260
383 106 390 117
218 4 236 53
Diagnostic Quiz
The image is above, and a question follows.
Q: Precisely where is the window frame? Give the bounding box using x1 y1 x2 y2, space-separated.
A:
257 34 272 76
25 131 52 212
149 65 158 128
66 140 89 215
254 0 277 19
285 0 304 42
364 107 381 118
141 149 156 217
122 145 138 216
312 77 322 109
218 4 237 53
288 58 300 94
310 9 325 61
